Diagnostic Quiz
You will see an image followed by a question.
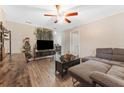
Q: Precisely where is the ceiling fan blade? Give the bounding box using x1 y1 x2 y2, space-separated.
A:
44 13 56 16
65 12 78 17
54 20 58 23
65 18 71 23
55 5 60 10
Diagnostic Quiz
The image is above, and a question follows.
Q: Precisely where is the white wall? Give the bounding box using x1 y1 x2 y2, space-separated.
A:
0 7 4 21
62 12 124 57
6 21 36 53
6 21 61 53
0 6 6 25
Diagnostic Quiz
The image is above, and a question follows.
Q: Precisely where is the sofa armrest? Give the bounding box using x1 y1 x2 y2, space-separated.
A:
90 71 124 87
82 56 95 62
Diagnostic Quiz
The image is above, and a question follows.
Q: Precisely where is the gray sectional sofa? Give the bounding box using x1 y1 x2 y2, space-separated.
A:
69 48 124 87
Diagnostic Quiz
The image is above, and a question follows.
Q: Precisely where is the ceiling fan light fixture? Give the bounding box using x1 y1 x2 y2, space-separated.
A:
43 5 78 24
58 16 64 23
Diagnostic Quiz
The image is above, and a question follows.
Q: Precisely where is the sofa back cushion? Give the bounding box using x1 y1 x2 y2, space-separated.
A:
112 48 124 62
96 48 113 60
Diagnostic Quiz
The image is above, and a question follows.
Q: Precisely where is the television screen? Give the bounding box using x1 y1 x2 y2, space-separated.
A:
37 40 54 50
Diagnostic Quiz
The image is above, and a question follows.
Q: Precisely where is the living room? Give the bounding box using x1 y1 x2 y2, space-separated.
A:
0 3 124 89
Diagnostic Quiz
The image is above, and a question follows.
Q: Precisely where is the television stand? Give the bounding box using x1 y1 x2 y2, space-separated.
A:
33 49 56 60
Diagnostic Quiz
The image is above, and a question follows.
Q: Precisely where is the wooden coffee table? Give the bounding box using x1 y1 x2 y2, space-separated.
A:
55 56 80 77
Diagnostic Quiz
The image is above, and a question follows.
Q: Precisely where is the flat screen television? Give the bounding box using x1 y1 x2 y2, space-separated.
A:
37 40 54 50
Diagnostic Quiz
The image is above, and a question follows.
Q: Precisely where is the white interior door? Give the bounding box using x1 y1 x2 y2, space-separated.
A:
70 31 80 57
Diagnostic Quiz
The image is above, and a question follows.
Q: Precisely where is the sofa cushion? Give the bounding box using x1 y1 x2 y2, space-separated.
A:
84 56 110 63
96 48 113 54
113 48 124 55
107 65 124 80
83 56 124 67
112 55 124 62
112 48 124 62
103 60 124 67
90 71 124 87
96 53 112 60
86 57 124 67
96 48 112 60
69 60 111 84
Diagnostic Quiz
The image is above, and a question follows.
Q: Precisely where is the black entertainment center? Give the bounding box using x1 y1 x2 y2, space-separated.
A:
33 40 55 60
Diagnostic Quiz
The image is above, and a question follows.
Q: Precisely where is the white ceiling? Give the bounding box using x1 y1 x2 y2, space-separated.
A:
2 5 124 31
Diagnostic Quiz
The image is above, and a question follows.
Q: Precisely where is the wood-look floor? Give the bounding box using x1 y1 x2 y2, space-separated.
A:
0 54 31 87
28 57 73 87
0 54 73 87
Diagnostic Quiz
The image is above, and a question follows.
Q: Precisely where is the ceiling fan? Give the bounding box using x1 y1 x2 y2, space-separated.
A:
43 5 78 23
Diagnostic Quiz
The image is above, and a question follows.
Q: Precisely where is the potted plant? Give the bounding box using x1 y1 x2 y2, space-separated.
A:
22 37 32 62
